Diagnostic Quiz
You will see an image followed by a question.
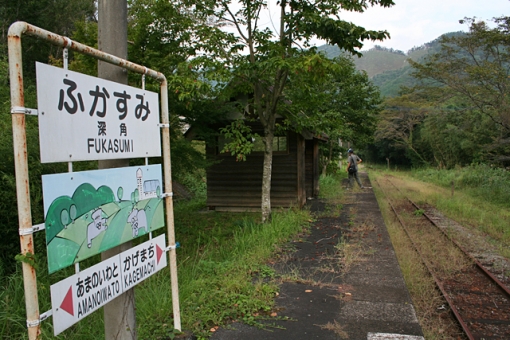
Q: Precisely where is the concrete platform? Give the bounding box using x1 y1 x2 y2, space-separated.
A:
211 172 424 340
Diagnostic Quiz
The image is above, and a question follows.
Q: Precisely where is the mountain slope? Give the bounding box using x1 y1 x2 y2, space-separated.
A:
317 32 464 97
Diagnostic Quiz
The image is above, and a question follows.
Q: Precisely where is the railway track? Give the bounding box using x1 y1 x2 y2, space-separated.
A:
376 176 510 339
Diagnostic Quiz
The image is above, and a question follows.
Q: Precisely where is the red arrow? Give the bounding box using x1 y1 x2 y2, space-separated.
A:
60 286 74 316
156 244 163 264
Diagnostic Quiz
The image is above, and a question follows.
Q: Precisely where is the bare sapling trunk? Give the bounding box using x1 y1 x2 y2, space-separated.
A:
261 129 274 223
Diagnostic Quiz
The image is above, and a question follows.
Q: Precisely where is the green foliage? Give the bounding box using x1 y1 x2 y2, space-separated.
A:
14 252 37 269
372 66 419 98
284 55 382 173
0 54 20 272
408 18 510 167
319 173 347 200
219 120 258 162
0 266 31 339
135 201 311 339
372 18 510 169
0 194 311 339
351 46 408 78
373 94 431 167
198 0 395 222
412 164 510 208
68 19 98 76
0 0 96 79
318 38 449 98
177 168 207 202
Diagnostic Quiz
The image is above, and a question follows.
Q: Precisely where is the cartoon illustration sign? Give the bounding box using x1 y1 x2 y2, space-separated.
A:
42 165 164 273
50 234 167 335
36 62 161 163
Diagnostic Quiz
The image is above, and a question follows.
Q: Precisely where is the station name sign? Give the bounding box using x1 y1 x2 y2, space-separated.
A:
50 234 167 335
36 62 161 163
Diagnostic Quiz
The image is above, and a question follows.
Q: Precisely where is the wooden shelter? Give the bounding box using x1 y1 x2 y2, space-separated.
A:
202 121 326 212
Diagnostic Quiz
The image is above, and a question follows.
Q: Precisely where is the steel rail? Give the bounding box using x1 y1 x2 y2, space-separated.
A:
378 175 510 339
374 178 475 340
406 198 510 297
385 176 510 298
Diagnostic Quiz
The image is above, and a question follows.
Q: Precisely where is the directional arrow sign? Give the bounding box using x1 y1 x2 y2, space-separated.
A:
60 287 74 316
120 234 167 291
50 254 121 335
50 234 167 335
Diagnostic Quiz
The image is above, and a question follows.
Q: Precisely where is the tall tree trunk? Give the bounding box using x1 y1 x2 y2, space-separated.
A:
258 0 288 223
261 126 274 223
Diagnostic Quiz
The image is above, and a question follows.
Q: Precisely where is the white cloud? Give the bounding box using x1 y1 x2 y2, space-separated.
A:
332 0 510 52
229 1 510 53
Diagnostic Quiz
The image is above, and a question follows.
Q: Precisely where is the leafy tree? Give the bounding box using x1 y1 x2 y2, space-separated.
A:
0 0 96 79
197 0 394 222
375 95 430 167
420 102 491 168
410 17 510 166
124 0 235 184
284 55 382 173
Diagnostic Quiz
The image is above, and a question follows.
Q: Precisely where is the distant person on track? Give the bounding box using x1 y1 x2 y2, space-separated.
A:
346 149 364 189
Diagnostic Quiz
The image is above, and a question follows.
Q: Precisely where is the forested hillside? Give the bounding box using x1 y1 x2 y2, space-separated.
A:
367 19 510 169
318 32 464 97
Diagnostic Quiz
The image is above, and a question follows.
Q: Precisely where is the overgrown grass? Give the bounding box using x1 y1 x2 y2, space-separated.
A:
0 193 311 339
138 203 311 339
371 171 467 339
318 173 347 216
412 164 510 208
373 167 510 256
318 173 346 200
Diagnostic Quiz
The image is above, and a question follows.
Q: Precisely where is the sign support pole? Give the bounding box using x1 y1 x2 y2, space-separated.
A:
7 26 41 340
97 1 137 338
8 20 181 337
160 81 181 330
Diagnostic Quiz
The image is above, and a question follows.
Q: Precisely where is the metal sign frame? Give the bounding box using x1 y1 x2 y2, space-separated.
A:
8 21 180 339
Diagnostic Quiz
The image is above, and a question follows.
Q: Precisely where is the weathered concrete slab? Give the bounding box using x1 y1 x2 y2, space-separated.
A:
211 172 423 340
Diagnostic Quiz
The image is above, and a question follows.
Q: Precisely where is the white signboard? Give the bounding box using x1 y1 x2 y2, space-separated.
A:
50 234 167 335
120 235 168 291
36 62 161 163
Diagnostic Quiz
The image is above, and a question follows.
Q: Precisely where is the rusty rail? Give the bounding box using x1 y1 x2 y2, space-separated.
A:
375 178 475 339
376 176 510 339
406 198 510 297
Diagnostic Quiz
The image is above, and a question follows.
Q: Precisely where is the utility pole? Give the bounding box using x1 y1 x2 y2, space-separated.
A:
97 0 137 339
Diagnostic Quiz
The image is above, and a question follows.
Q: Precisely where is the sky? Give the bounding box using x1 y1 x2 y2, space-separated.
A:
327 0 510 52
257 0 510 53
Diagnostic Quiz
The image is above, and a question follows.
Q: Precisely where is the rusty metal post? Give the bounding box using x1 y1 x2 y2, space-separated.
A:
7 23 41 340
160 80 181 330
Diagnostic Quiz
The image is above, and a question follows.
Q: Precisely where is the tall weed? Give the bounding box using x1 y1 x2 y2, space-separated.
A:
137 207 310 339
412 164 510 208
1 203 310 339
319 173 346 200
